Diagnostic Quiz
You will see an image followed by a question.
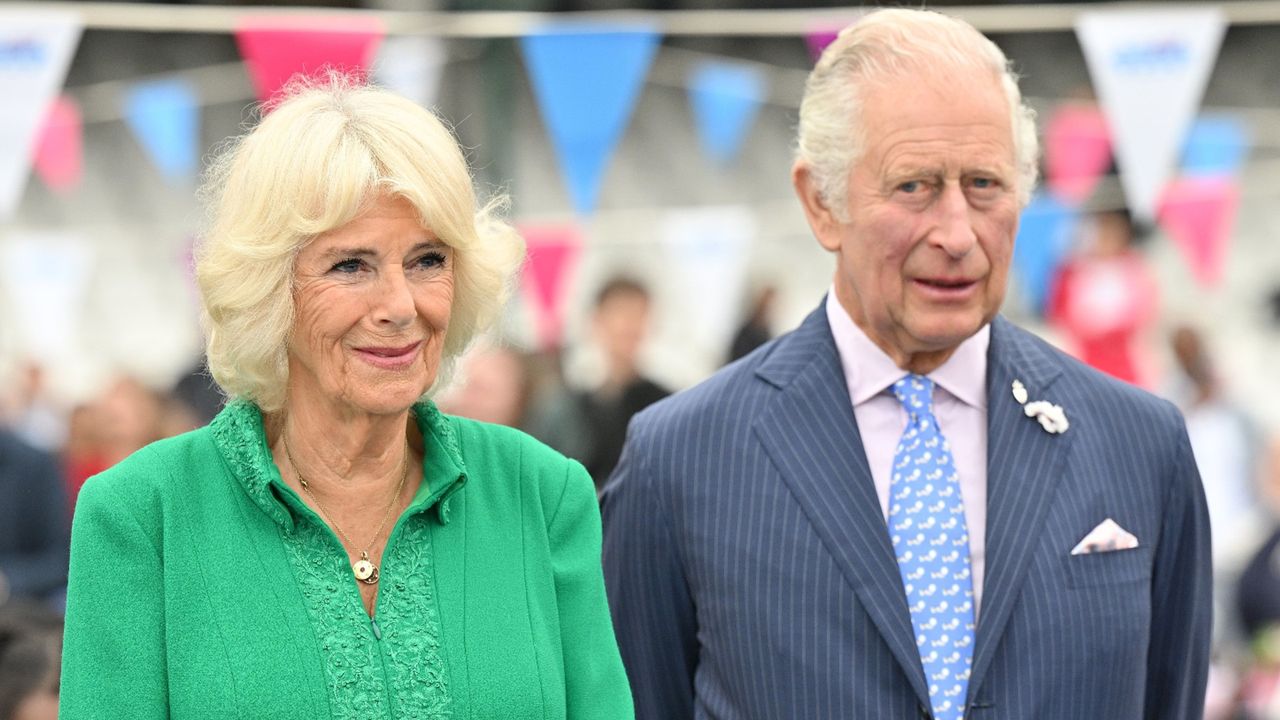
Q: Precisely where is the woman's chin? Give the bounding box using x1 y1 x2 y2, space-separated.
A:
342 379 432 417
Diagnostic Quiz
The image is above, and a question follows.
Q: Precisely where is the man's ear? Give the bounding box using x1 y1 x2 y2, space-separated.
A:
791 162 843 253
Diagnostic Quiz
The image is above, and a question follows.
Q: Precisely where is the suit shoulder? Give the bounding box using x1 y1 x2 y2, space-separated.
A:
631 337 780 440
1013 324 1183 428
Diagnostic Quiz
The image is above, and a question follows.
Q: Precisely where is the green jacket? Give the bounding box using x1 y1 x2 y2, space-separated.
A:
60 400 634 719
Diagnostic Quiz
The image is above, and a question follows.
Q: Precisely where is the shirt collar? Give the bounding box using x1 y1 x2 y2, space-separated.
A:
825 290 989 410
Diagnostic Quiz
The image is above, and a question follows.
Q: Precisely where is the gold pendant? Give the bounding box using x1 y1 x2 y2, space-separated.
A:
353 552 379 584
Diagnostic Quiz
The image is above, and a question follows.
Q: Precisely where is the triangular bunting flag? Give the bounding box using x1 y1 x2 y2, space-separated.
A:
1181 114 1249 177
1044 102 1112 205
1013 193 1079 315
1158 175 1239 288
0 11 82 220
373 35 446 109
660 205 755 355
520 23 660 215
688 61 766 167
34 95 82 194
520 223 584 349
1076 8 1225 222
235 15 385 104
0 232 94 358
123 78 200 181
806 29 841 61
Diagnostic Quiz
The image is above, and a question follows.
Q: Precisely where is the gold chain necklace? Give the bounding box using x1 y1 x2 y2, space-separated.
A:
282 436 410 585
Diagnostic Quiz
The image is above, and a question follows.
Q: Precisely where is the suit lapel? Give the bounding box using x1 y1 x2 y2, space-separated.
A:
753 306 931 707
967 316 1074 699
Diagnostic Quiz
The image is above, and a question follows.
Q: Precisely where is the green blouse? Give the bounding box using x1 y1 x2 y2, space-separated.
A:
60 400 634 719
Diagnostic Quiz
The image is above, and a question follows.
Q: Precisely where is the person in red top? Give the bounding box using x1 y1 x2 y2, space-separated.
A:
1047 208 1159 387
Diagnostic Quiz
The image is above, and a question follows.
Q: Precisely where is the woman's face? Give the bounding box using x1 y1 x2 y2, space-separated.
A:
287 194 454 418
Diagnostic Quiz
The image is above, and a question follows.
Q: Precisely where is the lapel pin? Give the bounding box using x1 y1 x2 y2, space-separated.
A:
1012 379 1069 434
1011 380 1028 405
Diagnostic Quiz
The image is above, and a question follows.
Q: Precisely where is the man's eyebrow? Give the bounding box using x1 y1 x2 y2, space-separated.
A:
883 166 941 184
963 163 1014 177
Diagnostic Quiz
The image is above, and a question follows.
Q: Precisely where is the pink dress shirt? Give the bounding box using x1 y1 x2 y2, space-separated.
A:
825 292 990 618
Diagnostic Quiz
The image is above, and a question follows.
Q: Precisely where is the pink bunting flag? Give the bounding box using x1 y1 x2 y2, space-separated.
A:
33 95 82 194
805 29 841 61
1157 175 1239 288
234 15 385 104
1044 103 1112 205
519 223 583 350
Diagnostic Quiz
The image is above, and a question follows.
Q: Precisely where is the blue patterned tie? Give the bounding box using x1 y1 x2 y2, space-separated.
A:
888 374 975 720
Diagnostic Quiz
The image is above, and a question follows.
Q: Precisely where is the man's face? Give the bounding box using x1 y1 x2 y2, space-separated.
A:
800 69 1021 370
595 291 651 367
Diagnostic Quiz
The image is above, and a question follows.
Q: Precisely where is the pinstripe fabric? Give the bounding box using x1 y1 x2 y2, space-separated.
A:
601 302 1212 720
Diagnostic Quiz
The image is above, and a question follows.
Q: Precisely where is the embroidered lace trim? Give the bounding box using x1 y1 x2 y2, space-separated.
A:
210 400 453 719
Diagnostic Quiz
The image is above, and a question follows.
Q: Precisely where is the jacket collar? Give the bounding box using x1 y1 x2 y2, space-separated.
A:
753 302 934 706
967 316 1073 702
209 399 468 532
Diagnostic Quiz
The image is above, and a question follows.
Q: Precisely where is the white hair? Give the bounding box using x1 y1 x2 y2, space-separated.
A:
196 74 525 413
796 8 1040 218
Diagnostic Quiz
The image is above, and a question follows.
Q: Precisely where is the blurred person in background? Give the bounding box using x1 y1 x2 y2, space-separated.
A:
1233 438 1280 718
436 344 591 460
2 363 67 454
0 602 62 720
93 376 164 468
575 277 670 488
61 376 166 511
602 9 1210 720
0 430 69 610
435 343 533 427
726 285 778 364
59 77 632 719
1046 208 1159 388
522 349 591 462
172 356 226 425
1172 324 1266 720
1169 325 1262 577
59 403 109 512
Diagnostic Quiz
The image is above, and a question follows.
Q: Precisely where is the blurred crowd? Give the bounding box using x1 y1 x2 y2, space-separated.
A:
4 264 1280 718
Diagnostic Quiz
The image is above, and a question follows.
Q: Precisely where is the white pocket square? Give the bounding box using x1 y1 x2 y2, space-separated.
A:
1070 518 1139 555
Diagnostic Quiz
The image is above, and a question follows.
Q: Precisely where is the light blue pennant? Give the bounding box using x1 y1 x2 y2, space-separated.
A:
520 22 660 215
1014 193 1078 316
1181 114 1249 177
123 78 199 181
688 60 765 166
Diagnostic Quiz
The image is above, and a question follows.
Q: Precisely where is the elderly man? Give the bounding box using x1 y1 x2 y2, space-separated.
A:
601 9 1211 720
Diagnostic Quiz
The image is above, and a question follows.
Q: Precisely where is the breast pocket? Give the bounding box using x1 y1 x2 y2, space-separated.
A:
1063 546 1153 588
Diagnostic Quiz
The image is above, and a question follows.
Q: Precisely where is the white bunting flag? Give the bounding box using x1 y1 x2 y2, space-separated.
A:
660 205 755 360
0 232 94 359
1076 8 1225 222
374 35 446 110
0 11 82 222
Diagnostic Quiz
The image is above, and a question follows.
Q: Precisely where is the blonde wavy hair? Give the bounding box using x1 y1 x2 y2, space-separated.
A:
796 8 1040 219
196 75 525 413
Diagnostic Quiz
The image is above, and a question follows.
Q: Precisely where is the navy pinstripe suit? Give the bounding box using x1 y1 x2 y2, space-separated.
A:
601 303 1211 720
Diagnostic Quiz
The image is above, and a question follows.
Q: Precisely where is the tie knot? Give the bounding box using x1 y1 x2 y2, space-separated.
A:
891 373 935 418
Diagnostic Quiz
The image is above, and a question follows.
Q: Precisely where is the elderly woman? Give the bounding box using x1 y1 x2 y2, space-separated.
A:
59 78 634 719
